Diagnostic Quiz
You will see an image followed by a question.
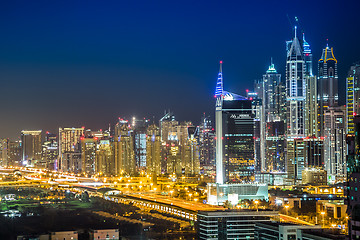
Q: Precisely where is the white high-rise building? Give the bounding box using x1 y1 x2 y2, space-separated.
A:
286 27 306 139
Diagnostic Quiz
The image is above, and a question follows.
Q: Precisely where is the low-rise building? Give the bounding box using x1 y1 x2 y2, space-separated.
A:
197 210 278 240
89 229 119 240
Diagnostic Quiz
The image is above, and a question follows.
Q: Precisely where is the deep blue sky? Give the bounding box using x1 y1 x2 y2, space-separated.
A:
1 0 360 139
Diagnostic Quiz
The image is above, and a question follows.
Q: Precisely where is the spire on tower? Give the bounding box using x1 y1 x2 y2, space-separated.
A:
215 60 223 97
294 26 297 39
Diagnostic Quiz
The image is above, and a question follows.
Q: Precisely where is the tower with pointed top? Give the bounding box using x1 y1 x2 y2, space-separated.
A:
318 43 338 137
286 26 306 139
214 61 256 184
215 61 224 184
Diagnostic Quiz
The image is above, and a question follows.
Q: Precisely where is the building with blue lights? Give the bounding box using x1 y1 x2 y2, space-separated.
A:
286 27 306 140
209 61 264 205
214 61 256 183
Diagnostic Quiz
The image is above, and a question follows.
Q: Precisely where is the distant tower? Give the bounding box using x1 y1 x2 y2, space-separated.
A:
303 33 318 137
58 127 84 171
347 64 360 134
198 114 215 167
303 33 313 77
261 61 286 171
215 61 224 184
286 26 306 139
21 130 42 166
318 43 338 136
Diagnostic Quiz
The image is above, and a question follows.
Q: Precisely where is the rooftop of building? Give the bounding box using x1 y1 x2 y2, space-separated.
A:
301 228 346 240
198 209 278 217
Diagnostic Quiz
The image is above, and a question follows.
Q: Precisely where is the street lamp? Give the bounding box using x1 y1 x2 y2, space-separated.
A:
254 200 259 212
321 211 326 228
284 205 289 215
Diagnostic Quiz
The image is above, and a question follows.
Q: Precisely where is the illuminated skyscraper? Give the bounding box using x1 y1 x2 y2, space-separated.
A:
215 61 224 184
146 124 161 176
198 114 215 167
181 124 200 176
42 132 58 170
96 139 114 176
8 140 21 167
303 33 313 77
159 111 178 142
0 139 8 167
214 61 256 183
318 44 338 136
81 137 97 175
133 118 149 170
305 75 318 137
21 130 42 166
114 119 135 175
324 106 347 182
260 62 286 171
346 63 360 134
302 33 318 137
287 137 324 183
58 127 84 171
286 27 306 139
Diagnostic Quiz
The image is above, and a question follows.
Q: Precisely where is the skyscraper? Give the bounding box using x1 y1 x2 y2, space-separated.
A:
146 124 161 176
96 139 114 176
287 137 324 182
346 63 360 134
302 33 318 137
133 118 149 170
58 127 84 171
181 125 200 176
286 27 306 139
114 119 135 176
81 137 97 175
198 114 215 168
324 106 347 182
214 61 256 183
260 62 286 171
7 140 21 167
42 132 58 170
0 139 8 167
318 44 338 136
21 130 42 166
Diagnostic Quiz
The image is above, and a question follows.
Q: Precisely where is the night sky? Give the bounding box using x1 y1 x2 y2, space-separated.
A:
1 0 360 140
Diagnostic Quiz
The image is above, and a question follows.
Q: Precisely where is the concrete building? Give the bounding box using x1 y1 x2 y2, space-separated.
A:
254 222 321 240
89 229 119 240
302 168 327 185
207 183 268 206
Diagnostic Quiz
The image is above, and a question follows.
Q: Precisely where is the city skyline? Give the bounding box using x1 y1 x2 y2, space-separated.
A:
1 0 360 139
